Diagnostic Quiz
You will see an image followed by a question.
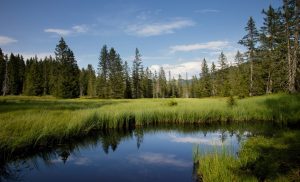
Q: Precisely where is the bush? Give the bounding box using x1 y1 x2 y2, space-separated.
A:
168 100 178 106
227 95 236 107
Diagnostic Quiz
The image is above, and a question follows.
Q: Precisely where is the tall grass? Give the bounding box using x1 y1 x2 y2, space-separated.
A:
193 130 300 181
0 93 299 153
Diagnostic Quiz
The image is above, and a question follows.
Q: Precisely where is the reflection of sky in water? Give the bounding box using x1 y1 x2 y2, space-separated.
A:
3 129 249 182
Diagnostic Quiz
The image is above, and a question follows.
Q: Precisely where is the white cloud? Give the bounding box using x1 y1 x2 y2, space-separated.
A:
44 24 89 36
195 9 220 13
150 60 202 79
127 19 195 37
170 41 229 53
128 152 191 168
72 25 89 33
0 36 17 46
169 134 225 146
44 28 72 36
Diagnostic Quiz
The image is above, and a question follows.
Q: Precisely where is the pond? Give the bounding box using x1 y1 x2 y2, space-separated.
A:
0 123 284 182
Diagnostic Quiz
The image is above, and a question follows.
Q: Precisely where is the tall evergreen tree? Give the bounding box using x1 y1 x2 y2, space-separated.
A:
200 58 211 97
216 52 230 96
97 45 109 98
108 48 124 98
0 49 5 95
55 37 80 98
8 54 25 95
24 57 43 96
260 5 285 93
210 62 217 96
239 16 260 96
86 64 96 97
124 61 132 98
132 48 143 98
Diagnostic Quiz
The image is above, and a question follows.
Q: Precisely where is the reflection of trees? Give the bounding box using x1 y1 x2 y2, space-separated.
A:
134 128 144 149
0 122 283 181
219 131 228 143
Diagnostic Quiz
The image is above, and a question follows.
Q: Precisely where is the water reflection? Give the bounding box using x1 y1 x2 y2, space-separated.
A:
0 123 283 182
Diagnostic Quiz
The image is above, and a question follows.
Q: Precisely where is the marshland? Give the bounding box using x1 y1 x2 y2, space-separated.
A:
1 0 300 181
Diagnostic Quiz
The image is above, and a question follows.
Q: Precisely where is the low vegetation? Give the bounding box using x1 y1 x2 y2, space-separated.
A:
193 129 300 181
0 93 299 155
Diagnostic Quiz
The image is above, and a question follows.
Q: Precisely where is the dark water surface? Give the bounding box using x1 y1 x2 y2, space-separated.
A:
1 123 280 182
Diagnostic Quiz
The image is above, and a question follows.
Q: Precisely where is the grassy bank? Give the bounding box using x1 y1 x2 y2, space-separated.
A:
0 93 299 154
193 130 300 181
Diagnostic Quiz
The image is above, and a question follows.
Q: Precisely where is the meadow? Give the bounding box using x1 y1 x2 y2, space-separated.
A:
0 93 299 156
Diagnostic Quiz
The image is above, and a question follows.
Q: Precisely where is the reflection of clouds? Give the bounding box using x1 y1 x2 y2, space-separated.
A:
128 152 191 168
50 156 91 166
169 134 225 146
73 157 91 166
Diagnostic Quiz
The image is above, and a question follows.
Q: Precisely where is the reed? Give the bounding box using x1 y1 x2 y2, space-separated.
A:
0 93 299 153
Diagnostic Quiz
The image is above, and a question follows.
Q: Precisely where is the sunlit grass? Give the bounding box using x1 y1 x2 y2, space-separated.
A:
193 130 300 181
0 93 299 153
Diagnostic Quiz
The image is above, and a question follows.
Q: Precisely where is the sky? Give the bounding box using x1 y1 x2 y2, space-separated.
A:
0 0 282 78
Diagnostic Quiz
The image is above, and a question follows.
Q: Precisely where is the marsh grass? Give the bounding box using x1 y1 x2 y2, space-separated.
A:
193 130 300 181
0 93 299 155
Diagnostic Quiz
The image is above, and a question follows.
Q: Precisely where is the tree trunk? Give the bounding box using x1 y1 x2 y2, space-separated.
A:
249 51 253 96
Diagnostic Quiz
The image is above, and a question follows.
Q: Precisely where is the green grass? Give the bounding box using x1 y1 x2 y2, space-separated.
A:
193 130 300 182
0 93 299 154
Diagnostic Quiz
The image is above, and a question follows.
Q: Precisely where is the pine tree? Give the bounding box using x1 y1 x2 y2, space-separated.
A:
108 48 124 98
124 61 132 98
97 45 109 98
2 54 8 96
55 37 80 98
233 51 248 97
8 54 25 95
158 67 167 98
132 48 143 98
79 68 88 96
239 17 260 96
0 49 5 95
200 58 211 97
24 57 43 95
87 64 96 97
210 62 217 96
260 5 285 93
216 52 230 96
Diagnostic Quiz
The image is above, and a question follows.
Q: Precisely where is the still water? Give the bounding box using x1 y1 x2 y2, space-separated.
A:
1 124 265 182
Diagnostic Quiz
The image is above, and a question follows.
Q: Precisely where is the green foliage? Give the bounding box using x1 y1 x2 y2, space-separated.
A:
227 95 237 107
55 37 80 98
167 100 178 106
0 93 299 154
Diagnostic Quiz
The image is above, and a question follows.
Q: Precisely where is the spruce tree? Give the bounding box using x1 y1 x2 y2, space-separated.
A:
200 58 211 97
55 37 80 98
124 61 132 98
132 48 143 98
239 17 259 96
260 5 285 93
86 64 96 97
0 49 5 95
97 45 109 98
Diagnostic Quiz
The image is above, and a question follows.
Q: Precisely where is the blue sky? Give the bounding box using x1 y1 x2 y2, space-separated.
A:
1 0 281 77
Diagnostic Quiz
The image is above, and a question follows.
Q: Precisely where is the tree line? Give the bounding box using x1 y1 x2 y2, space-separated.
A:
0 0 299 98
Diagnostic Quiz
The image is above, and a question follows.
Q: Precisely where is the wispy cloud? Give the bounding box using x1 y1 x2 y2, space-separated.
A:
44 24 89 36
128 152 191 168
150 60 202 79
126 19 195 37
169 134 225 146
170 41 229 53
195 9 220 13
0 36 17 46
